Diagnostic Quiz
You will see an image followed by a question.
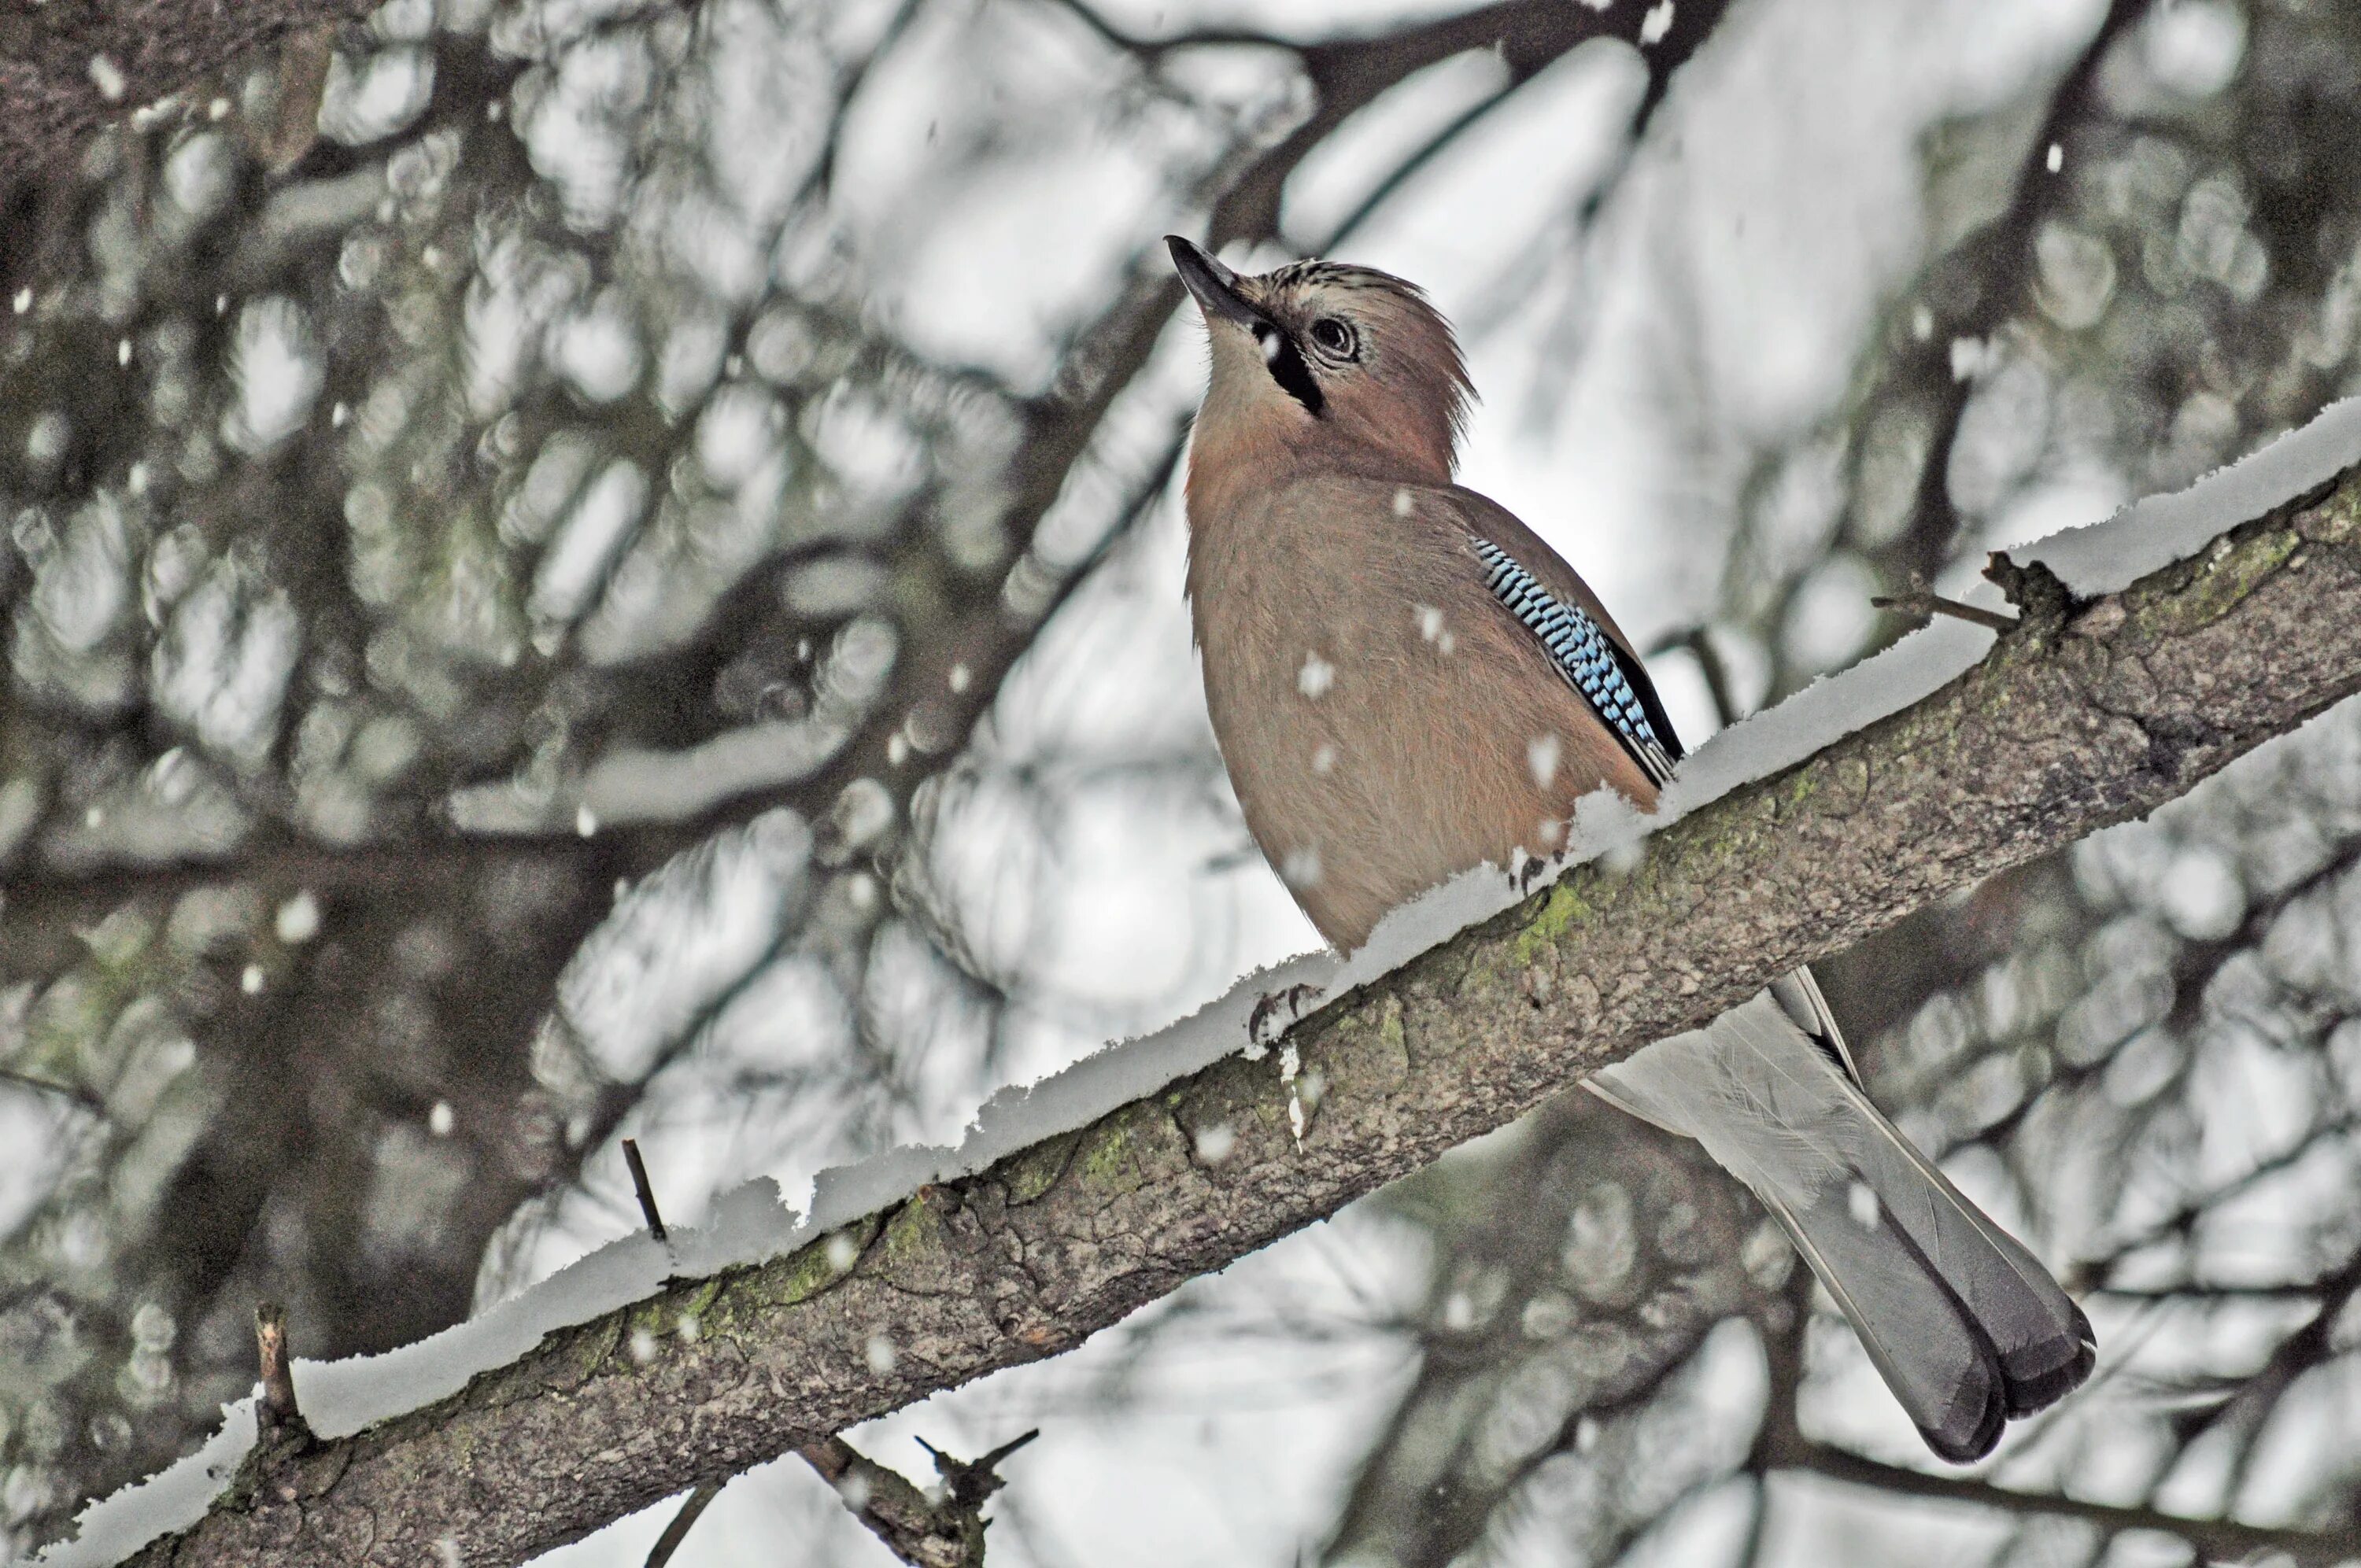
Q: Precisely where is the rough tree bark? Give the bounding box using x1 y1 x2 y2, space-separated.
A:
72 446 2361 1566
0 1 374 188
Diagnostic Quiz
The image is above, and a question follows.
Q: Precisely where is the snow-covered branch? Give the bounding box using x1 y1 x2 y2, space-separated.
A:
56 402 2361 1567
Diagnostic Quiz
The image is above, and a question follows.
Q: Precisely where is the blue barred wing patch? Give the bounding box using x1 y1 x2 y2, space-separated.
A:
1471 537 1676 784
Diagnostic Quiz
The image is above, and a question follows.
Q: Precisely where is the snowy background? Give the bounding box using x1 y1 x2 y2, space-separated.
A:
6 0 2361 1562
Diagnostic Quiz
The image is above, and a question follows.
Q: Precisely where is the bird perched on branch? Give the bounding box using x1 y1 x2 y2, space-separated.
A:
1166 234 2094 1462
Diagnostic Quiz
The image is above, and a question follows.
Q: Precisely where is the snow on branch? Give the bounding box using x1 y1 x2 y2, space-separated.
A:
43 397 2361 1567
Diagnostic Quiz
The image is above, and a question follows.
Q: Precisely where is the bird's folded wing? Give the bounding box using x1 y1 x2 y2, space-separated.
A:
1434 489 1866 1083
1439 489 1683 789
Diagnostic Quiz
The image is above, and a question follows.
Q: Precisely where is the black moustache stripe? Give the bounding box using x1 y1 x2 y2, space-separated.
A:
1262 330 1325 416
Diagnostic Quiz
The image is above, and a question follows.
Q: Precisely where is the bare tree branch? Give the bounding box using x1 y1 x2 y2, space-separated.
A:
1764 1437 2354 1567
797 1430 1038 1568
1871 575 2023 633
640 1482 718 1568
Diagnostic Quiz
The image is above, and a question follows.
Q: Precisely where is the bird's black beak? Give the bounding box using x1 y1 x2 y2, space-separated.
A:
1166 235 1264 330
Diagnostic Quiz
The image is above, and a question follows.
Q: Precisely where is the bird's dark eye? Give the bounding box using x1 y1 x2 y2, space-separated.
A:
1309 317 1355 358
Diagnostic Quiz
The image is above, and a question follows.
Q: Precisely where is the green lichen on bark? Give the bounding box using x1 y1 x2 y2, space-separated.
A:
756 1217 878 1308
1510 882 1587 966
2149 524 2304 634
998 1131 1077 1205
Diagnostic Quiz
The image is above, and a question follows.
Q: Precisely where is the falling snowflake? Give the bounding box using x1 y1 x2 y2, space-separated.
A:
1280 1043 1306 1145
1528 733 1562 789
275 891 322 943
1298 652 1336 698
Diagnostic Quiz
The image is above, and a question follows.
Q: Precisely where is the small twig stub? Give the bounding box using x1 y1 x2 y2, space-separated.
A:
1981 550 2078 622
926 1428 1041 1509
641 1481 719 1568
623 1137 667 1242
253 1301 311 1445
1871 573 2020 633
799 1427 1040 1566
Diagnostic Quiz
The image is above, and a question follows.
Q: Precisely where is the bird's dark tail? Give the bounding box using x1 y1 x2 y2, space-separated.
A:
1590 991 2096 1461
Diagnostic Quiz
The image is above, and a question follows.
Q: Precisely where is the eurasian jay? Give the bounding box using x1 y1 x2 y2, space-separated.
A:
1167 235 2094 1463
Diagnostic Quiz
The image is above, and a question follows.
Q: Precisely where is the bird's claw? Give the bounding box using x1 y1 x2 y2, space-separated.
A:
1249 983 1322 1049
1513 852 1557 896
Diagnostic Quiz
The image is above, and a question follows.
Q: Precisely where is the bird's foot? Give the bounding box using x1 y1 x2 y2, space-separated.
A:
1248 983 1322 1050
1513 851 1559 897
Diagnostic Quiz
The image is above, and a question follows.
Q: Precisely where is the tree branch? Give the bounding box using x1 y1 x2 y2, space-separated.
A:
797 1430 1037 1568
640 1483 717 1568
1767 1437 2353 1566
104 457 2361 1566
0 0 373 190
